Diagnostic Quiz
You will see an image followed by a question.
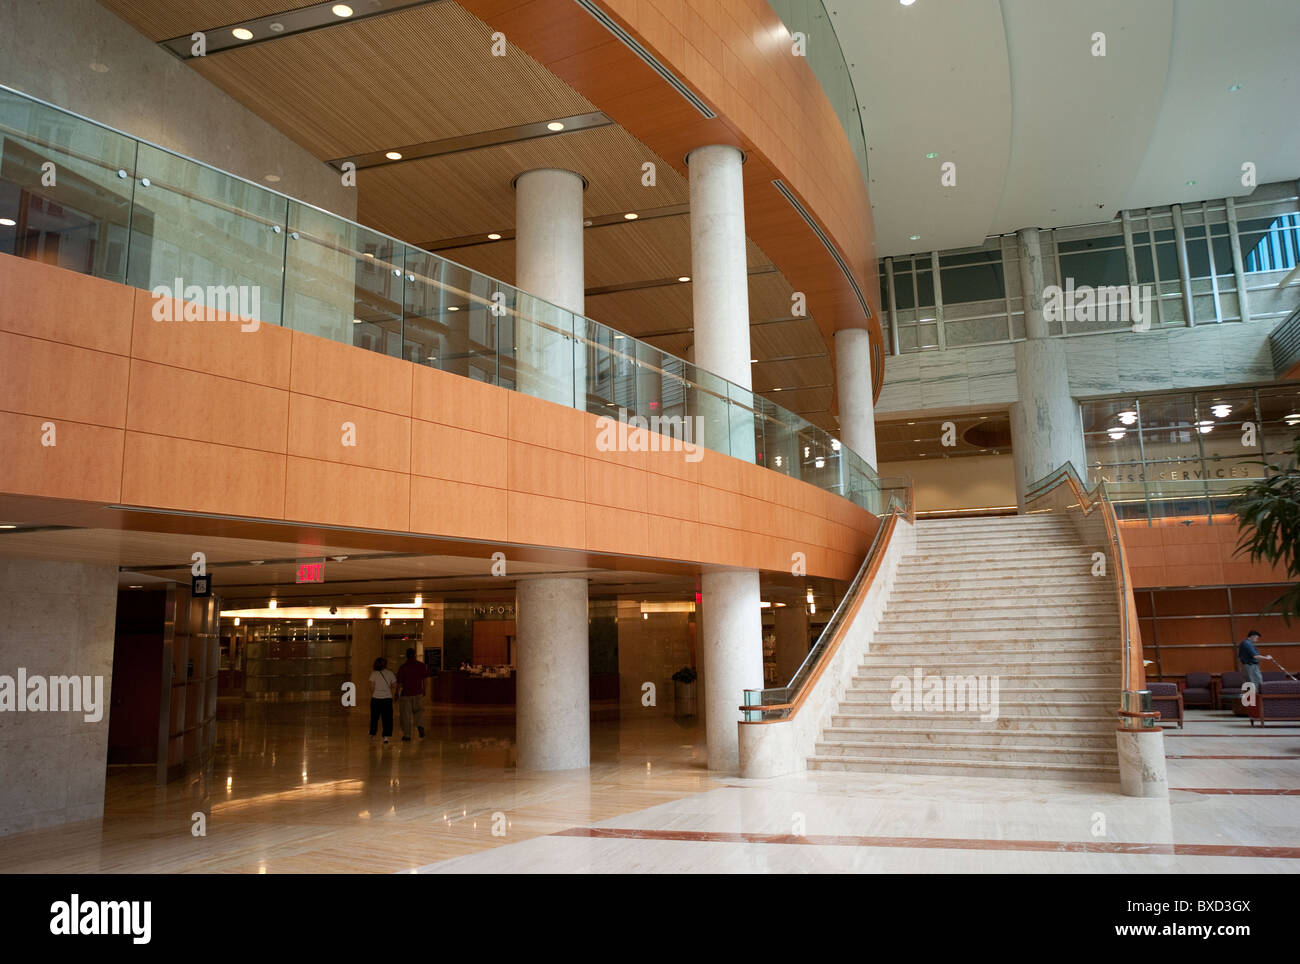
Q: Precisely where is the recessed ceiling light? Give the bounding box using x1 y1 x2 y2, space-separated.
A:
583 219 593 227
1117 410 1137 425
909 234 920 241
1210 403 1231 418
1107 427 1126 440
89 62 109 73
924 152 938 159
0 218 14 227
1186 179 1197 186
1196 420 1214 434
269 22 285 33
250 560 265 565
546 121 565 132
331 4 354 17
232 27 254 40
352 318 362 324
900 0 917 6
385 151 402 160
750 358 758 363
447 306 460 311
487 233 502 240
677 276 690 282
1228 83 1242 92
129 584 143 589
623 212 639 220
0 524 17 529
772 387 782 391
264 174 281 183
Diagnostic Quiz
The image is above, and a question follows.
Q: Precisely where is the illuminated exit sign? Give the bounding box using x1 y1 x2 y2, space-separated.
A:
296 562 326 584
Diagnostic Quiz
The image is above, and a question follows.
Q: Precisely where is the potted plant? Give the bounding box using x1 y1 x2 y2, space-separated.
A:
1233 436 1300 621
672 666 697 717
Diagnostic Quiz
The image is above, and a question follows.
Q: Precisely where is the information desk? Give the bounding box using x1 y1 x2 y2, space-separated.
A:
432 670 516 705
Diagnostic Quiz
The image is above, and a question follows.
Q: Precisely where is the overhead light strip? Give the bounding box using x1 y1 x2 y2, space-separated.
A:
158 0 442 59
328 111 614 172
772 179 871 320
572 0 716 119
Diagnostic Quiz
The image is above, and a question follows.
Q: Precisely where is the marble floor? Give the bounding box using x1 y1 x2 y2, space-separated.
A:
0 703 1295 873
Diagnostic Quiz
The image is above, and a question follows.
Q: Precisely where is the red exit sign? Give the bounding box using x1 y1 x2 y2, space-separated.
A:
296 562 325 584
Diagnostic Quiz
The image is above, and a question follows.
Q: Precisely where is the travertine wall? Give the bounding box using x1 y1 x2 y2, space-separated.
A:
0 559 117 836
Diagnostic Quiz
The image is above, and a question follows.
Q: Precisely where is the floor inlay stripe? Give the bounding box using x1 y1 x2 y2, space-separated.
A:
551 827 1300 858
1171 787 1300 795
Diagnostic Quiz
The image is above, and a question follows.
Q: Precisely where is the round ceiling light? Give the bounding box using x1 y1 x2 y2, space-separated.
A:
332 4 354 17
232 27 254 40
385 151 402 160
1117 410 1137 425
546 121 565 131
1107 427 1126 440
487 233 502 240
1210 404 1231 418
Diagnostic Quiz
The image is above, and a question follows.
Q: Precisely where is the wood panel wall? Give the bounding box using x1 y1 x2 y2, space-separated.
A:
0 254 874 579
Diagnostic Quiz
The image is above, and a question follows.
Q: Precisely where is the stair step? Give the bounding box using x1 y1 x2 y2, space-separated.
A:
849 674 1121 688
807 756 1120 781
829 713 1114 731
857 661 1119 675
820 727 1118 748
814 739 1120 762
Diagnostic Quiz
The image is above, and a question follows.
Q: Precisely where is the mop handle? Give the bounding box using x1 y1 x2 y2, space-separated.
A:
1263 654 1300 681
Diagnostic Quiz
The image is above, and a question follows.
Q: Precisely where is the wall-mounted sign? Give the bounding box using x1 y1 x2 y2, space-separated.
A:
296 562 325 584
192 575 211 597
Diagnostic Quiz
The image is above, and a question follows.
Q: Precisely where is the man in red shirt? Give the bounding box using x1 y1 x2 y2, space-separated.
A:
396 648 428 741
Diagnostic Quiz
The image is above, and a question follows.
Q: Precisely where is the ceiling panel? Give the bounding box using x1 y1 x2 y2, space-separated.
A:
181 2 595 158
99 0 323 40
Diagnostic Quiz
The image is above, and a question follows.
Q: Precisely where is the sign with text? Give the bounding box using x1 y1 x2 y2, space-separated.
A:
296 562 326 584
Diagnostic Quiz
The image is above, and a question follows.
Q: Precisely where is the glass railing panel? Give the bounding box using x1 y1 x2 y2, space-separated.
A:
754 394 797 477
127 142 288 328
726 383 763 466
402 249 503 383
285 201 402 353
678 358 733 459
512 292 576 408
582 318 640 419
0 87 138 283
631 338 672 424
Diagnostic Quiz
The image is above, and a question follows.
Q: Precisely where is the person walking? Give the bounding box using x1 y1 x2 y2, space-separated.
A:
396 647 428 741
1239 629 1264 692
369 656 397 744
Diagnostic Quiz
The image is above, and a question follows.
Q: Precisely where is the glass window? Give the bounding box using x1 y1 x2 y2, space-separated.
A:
1240 214 1300 272
939 255 1005 304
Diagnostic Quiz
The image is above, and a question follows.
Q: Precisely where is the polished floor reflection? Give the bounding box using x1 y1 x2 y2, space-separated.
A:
0 702 713 873
0 705 1295 873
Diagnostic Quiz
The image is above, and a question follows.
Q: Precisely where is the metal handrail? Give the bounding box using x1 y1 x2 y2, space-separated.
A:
740 477 913 722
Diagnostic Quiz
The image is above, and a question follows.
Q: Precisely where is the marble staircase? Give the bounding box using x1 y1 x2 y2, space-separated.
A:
808 514 1122 781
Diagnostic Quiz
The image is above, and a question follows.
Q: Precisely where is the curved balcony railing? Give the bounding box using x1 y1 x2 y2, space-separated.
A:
766 0 870 188
1024 464 1155 731
0 84 881 513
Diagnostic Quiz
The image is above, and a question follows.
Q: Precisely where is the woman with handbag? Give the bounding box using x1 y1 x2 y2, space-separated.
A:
368 656 398 745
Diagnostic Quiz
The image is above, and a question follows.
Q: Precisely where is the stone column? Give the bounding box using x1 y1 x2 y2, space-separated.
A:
514 167 586 408
699 569 764 771
833 327 877 468
1011 227 1086 507
688 144 753 461
688 145 764 771
0 559 117 837
515 576 590 770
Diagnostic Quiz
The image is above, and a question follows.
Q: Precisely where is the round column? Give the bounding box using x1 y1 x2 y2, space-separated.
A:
1011 226 1086 506
833 327 877 469
514 168 586 408
515 576 590 770
700 568 764 771
688 144 752 461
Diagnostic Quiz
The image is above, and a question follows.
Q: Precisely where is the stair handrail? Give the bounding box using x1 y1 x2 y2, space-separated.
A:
739 477 913 722
1024 463 1155 731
